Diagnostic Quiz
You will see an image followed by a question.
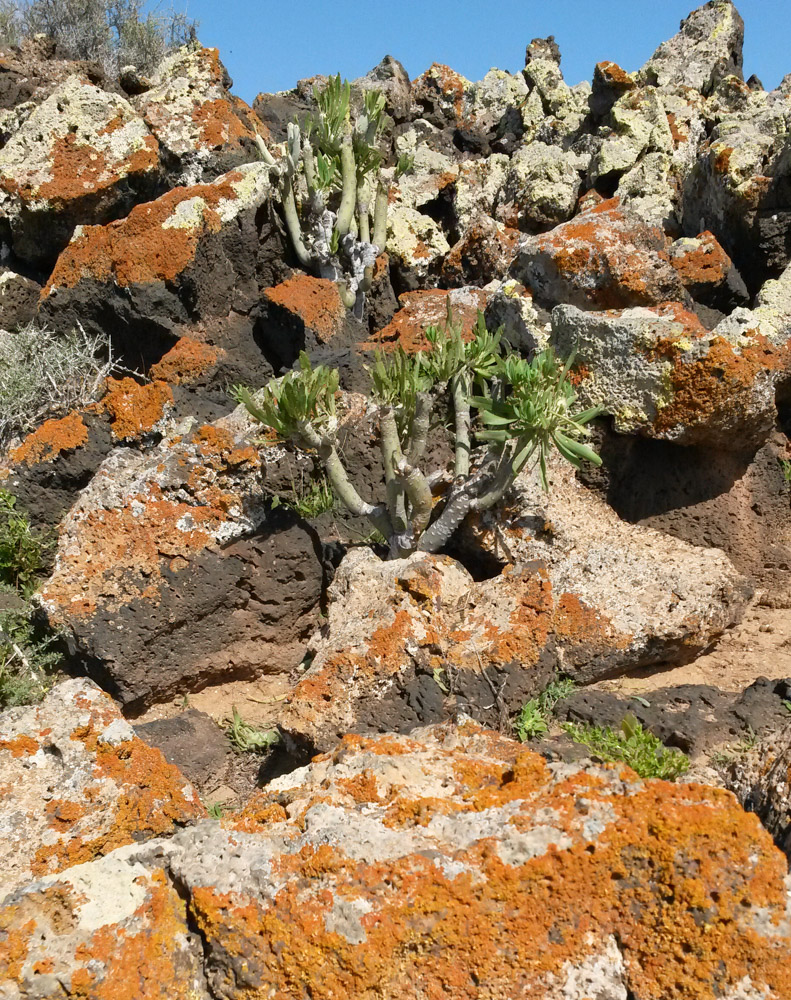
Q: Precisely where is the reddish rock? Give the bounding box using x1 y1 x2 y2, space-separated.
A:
98 376 173 441
263 274 347 354
368 287 489 353
410 63 472 128
281 486 749 753
9 412 89 466
148 337 224 385
0 679 204 898
39 162 279 379
513 197 688 310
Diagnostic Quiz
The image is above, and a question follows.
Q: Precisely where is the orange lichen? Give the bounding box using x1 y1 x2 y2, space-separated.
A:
532 197 675 309
0 735 39 757
188 749 791 999
31 729 203 878
650 333 791 435
100 377 173 440
40 489 228 619
369 288 487 353
148 337 222 384
264 274 346 344
669 231 733 289
553 591 632 653
10 411 88 465
44 170 246 293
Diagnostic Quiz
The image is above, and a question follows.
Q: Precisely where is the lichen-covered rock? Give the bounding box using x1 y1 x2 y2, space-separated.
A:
0 35 106 113
483 279 549 354
133 44 268 186
0 270 40 329
260 273 348 370
454 153 509 231
550 298 791 448
385 202 451 285
4 721 791 998
410 63 473 129
39 162 280 376
0 851 209 998
589 60 637 120
497 140 581 230
460 456 751 675
0 679 204 898
282 463 749 752
727 724 791 860
0 75 160 266
668 230 749 310
590 88 673 190
681 87 791 286
522 36 590 144
353 56 412 123
369 286 489 353
37 404 323 710
441 215 519 287
512 197 688 310
638 0 744 94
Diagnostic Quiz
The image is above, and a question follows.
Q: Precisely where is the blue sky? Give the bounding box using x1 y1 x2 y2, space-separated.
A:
181 0 790 105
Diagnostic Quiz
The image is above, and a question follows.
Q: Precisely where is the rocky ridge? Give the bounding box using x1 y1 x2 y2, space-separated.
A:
2 2 791 996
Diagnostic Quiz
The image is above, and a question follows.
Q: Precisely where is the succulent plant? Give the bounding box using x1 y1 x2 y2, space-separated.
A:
256 74 389 315
235 313 602 559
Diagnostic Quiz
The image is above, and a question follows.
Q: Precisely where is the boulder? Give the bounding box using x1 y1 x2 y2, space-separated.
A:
441 215 519 287
497 140 582 230
0 269 40 329
512 197 688 310
0 678 204 899
282 457 750 752
667 230 749 310
550 298 791 448
5 721 791 998
353 55 412 123
0 848 209 997
39 162 283 376
133 44 269 186
0 35 106 113
638 0 744 94
727 724 791 860
368 286 489 353
410 63 473 130
681 88 791 287
37 404 323 711
0 75 160 267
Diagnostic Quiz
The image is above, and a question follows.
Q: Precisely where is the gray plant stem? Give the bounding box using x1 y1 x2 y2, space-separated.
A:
254 135 277 166
335 137 357 238
357 181 371 244
379 406 407 534
281 173 312 270
302 145 317 202
406 392 431 466
415 466 491 553
451 371 471 478
397 458 433 541
372 178 388 251
298 423 392 538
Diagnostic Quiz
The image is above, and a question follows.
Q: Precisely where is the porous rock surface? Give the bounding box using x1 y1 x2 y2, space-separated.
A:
0 75 160 266
36 404 323 710
727 724 791 861
0 678 204 899
3 721 791 998
282 461 750 752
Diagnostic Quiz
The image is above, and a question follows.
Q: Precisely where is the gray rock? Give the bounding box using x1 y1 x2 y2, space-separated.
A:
638 0 744 95
727 724 791 860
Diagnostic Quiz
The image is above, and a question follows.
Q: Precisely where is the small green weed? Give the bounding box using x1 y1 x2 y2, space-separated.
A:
270 471 335 519
782 699 791 715
0 600 62 709
561 714 689 780
515 676 576 742
779 458 791 485
225 705 280 754
207 803 224 819
0 490 50 596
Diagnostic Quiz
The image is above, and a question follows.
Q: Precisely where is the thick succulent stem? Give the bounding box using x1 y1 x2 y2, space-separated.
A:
299 423 392 537
254 134 277 166
357 180 370 244
380 406 407 534
281 174 312 270
335 136 357 238
303 146 317 202
398 458 433 541
372 178 388 251
406 391 431 466
451 371 471 478
338 283 357 309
